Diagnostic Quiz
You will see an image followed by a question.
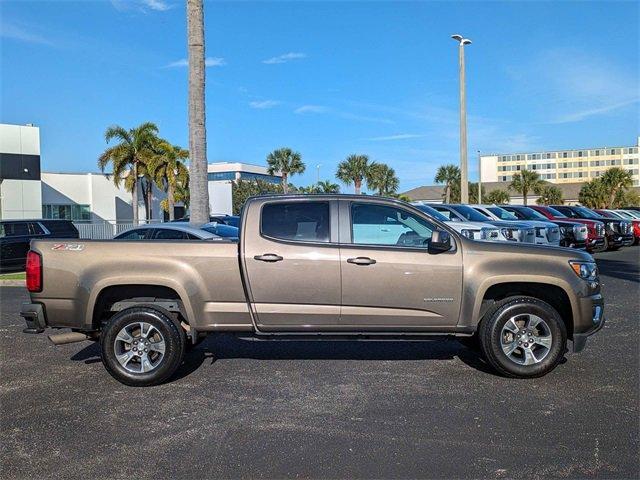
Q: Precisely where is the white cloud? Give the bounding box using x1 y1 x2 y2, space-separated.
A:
111 0 171 12
249 100 280 109
294 105 328 114
550 98 639 125
365 134 426 142
263 52 306 65
0 22 53 46
164 57 226 68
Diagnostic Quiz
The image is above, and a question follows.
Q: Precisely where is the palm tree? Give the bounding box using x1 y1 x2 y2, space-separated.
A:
600 167 633 208
187 0 210 225
434 164 460 203
336 154 374 194
316 180 340 193
149 140 190 221
536 185 564 205
578 179 608 209
484 189 510 205
368 163 399 196
266 148 306 194
98 122 159 224
509 169 544 206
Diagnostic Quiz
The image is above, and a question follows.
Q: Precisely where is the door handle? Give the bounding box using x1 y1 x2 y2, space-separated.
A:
254 253 283 262
347 256 376 265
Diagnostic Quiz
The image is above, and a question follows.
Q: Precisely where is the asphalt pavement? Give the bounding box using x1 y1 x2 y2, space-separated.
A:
1 247 638 479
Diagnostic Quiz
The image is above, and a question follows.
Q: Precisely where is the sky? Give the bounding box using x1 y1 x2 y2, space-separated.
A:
1 0 639 192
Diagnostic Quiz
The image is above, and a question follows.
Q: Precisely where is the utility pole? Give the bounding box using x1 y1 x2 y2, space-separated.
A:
316 164 321 184
452 34 472 204
477 150 482 204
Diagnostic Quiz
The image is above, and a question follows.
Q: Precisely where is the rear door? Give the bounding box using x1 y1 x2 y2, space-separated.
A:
243 199 341 331
338 200 463 329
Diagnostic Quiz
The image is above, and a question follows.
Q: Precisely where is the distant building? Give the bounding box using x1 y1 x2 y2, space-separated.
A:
0 123 281 220
480 138 640 187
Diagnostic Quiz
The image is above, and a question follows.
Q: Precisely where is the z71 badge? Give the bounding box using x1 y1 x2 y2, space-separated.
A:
51 243 85 251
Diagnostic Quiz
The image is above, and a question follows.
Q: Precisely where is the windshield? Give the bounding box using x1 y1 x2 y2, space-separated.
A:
510 207 547 220
574 206 603 219
543 206 567 218
487 207 518 220
414 205 449 222
449 205 492 222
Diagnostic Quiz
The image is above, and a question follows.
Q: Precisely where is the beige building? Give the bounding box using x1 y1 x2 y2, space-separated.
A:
480 138 640 187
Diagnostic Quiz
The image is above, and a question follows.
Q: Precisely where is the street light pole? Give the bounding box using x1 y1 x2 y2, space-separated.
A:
452 34 472 204
316 164 321 184
477 150 482 204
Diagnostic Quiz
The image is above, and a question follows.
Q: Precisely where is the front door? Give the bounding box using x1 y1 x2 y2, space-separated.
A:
243 199 341 331
339 200 463 329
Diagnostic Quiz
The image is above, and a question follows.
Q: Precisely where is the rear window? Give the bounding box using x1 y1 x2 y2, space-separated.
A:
261 202 330 243
0 222 29 237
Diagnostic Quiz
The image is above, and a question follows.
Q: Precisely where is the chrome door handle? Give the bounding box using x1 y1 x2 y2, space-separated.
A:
347 256 376 265
254 253 283 262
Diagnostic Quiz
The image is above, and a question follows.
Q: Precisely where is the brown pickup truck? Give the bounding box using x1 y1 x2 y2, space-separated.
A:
21 195 605 386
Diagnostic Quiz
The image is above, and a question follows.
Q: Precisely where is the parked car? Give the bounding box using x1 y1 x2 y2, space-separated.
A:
413 204 500 241
502 205 587 249
114 224 221 241
551 205 634 250
528 205 606 253
21 194 605 385
173 214 240 228
594 209 640 245
427 204 536 243
470 205 561 246
200 222 239 240
0 220 79 273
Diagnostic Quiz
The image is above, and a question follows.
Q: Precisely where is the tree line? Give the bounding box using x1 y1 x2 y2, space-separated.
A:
434 163 638 207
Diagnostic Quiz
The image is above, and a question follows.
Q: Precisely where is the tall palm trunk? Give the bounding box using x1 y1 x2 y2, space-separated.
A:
355 178 362 194
167 182 175 221
187 0 210 225
132 161 139 224
146 181 153 221
445 185 451 203
282 173 289 194
523 189 528 206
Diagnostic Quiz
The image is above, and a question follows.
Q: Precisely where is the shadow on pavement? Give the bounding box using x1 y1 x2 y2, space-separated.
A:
596 256 639 284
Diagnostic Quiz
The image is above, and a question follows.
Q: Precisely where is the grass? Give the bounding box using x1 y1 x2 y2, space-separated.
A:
0 272 26 280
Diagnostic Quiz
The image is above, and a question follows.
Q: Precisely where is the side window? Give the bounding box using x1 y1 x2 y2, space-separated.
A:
4 222 29 237
351 203 434 248
261 202 330 243
433 207 453 220
154 229 187 240
29 223 45 235
186 233 200 240
118 229 150 240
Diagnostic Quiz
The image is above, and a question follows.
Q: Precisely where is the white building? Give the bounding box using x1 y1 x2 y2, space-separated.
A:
0 123 281 221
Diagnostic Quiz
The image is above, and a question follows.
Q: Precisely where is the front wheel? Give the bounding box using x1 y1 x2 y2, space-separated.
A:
100 306 186 387
478 296 566 378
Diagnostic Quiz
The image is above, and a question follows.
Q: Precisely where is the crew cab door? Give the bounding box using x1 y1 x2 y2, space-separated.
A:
242 198 341 331
338 200 463 329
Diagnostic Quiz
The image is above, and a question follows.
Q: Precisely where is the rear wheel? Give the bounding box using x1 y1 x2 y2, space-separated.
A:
100 306 185 386
478 296 566 378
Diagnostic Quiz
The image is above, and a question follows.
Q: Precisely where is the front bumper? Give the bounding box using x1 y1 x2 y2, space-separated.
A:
587 237 605 251
20 302 47 334
571 293 605 353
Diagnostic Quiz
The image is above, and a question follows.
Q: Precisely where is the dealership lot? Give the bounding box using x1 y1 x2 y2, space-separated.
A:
0 248 638 479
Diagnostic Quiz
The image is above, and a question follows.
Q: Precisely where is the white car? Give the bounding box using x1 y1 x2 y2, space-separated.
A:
471 205 561 246
412 203 501 241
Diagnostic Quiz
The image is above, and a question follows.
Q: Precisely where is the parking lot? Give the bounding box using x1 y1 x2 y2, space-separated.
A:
0 247 638 479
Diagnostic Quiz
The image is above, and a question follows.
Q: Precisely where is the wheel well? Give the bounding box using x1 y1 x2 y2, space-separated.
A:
481 282 574 337
92 285 184 329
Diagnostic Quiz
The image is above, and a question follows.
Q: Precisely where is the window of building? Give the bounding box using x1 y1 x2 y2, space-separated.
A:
261 201 330 243
610 149 616 155
239 172 282 184
350 203 434 248
595 150 600 156
207 171 236 181
562 152 568 158
578 151 583 157
42 204 91 221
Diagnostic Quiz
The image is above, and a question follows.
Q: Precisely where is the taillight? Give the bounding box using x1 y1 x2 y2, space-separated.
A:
26 251 42 292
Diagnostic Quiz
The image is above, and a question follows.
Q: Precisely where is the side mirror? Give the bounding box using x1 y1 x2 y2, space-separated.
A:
428 229 451 253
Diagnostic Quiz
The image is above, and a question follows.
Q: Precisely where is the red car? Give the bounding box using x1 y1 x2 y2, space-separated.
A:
529 205 606 252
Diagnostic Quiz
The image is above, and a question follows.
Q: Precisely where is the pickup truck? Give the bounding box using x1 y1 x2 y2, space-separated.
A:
21 195 605 386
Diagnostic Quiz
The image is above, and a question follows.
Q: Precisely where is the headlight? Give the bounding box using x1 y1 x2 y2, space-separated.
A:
460 229 473 239
569 261 598 280
500 227 518 241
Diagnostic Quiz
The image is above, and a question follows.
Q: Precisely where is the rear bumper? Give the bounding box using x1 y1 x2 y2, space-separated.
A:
571 293 605 353
20 302 47 334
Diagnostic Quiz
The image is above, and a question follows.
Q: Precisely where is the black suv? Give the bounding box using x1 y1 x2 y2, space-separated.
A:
551 205 633 250
0 220 79 273
502 205 588 249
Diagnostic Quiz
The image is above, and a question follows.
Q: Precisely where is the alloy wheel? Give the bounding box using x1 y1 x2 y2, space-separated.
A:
500 314 553 366
113 322 166 373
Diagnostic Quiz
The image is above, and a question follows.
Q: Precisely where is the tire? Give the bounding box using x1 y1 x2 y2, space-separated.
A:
100 306 186 387
478 296 567 378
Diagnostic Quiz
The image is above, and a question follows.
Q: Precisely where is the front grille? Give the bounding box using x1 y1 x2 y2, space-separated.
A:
596 224 605 237
522 228 536 243
483 228 500 240
622 222 632 234
535 227 545 237
573 225 588 241
547 227 560 243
